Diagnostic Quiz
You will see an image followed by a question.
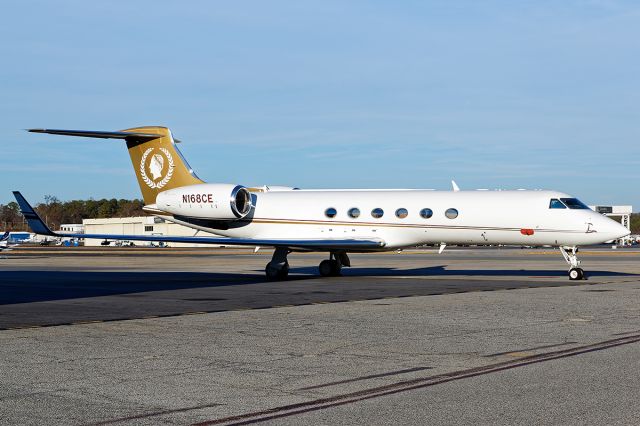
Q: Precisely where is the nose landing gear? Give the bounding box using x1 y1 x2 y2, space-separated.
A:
568 267 584 280
560 246 585 280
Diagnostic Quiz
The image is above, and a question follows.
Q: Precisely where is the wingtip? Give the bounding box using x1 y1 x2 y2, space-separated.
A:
12 191 31 212
10 192 56 236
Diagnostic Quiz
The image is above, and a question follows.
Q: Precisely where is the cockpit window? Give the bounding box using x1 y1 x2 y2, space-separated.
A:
560 198 590 210
549 199 566 209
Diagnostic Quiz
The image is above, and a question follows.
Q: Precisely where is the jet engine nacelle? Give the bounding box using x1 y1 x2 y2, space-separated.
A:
156 183 253 220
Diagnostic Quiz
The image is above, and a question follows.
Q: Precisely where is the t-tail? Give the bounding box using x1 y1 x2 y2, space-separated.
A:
28 127 204 205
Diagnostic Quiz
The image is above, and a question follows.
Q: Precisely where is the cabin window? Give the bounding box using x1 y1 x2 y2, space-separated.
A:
325 207 337 218
371 208 384 219
420 208 433 219
549 199 566 209
445 208 458 219
144 225 154 232
395 208 408 219
560 198 590 210
348 207 360 218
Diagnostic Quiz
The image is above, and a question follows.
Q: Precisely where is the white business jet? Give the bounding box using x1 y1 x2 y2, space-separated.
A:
14 126 629 280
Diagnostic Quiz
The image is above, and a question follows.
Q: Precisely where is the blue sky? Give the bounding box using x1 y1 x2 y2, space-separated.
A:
1 1 639 209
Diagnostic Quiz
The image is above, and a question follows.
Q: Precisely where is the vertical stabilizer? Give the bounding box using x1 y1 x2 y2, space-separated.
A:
28 126 205 205
121 126 204 204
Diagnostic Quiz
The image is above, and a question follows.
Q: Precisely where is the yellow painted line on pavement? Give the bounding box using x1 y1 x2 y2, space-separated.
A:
506 351 533 357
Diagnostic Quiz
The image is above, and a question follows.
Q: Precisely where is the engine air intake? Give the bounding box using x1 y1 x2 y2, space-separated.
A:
156 183 253 220
231 186 252 218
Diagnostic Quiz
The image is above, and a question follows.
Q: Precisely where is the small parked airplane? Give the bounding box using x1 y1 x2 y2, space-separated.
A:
0 231 18 252
15 126 629 280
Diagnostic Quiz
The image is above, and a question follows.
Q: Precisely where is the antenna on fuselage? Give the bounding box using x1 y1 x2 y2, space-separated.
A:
451 180 460 192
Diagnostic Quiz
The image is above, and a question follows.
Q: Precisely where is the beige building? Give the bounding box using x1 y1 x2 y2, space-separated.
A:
82 216 222 247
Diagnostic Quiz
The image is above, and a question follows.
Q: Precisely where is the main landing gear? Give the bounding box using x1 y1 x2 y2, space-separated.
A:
319 252 350 277
560 246 585 280
264 248 351 280
265 247 290 280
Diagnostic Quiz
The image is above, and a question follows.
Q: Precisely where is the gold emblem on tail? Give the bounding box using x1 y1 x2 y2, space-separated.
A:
140 147 175 189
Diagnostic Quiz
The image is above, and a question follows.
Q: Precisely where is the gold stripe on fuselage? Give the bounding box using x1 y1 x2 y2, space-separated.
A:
243 218 582 233
146 209 583 234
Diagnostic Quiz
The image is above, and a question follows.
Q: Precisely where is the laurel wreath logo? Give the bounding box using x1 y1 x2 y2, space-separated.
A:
140 147 175 189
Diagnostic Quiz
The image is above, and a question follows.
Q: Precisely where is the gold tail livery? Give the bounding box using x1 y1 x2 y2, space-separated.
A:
29 127 203 205
15 126 629 280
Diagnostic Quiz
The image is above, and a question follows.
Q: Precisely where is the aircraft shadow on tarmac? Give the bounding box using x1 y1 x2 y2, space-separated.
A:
1 266 637 306
0 271 272 305
290 265 637 278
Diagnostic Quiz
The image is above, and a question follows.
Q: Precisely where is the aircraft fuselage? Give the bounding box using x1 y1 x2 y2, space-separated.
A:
163 189 627 249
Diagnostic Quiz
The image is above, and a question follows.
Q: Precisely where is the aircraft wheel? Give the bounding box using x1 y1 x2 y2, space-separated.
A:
569 268 584 280
265 262 289 280
331 260 342 276
319 259 341 277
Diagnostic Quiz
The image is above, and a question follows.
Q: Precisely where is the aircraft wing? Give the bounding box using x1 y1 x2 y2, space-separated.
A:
12 192 386 251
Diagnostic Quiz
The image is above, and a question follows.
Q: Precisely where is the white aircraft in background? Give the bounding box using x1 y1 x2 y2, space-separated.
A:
15 126 629 280
0 232 18 252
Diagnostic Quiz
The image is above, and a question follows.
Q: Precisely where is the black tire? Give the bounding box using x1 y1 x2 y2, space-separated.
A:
319 259 341 277
278 265 290 279
319 260 334 277
569 268 584 280
330 260 342 276
266 262 289 280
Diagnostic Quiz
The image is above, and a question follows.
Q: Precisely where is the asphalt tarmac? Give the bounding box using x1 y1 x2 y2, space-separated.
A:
1 246 639 425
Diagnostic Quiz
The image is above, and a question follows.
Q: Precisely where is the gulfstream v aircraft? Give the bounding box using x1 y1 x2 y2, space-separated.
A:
14 126 629 280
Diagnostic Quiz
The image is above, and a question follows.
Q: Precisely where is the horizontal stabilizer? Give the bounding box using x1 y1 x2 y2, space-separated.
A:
12 192 386 251
28 128 161 141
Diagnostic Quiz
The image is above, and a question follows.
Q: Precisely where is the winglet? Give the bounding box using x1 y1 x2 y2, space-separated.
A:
12 192 58 236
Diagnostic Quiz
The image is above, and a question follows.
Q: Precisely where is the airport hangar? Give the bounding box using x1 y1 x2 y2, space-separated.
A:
79 216 212 247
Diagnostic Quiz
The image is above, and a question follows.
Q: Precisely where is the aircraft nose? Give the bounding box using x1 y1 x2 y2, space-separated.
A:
597 215 630 240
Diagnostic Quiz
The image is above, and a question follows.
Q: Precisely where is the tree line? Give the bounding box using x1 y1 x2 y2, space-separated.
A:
632 214 640 235
0 196 145 231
